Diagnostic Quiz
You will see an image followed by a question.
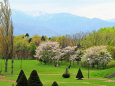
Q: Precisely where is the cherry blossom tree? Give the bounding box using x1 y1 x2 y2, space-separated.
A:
34 41 78 64
81 46 112 68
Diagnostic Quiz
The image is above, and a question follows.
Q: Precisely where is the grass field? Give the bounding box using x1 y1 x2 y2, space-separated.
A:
0 59 115 86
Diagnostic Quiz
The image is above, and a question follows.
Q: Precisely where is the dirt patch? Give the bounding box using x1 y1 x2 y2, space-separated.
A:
0 78 15 83
104 80 115 82
0 75 4 77
58 82 89 84
79 78 107 80
39 73 79 75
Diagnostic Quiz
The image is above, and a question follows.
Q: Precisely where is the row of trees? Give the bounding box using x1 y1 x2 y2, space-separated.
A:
1 26 114 61
35 41 112 68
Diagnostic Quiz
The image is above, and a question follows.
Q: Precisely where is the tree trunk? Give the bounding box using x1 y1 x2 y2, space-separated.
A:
92 63 95 68
73 61 74 65
77 61 79 65
5 59 8 72
11 57 13 74
70 61 71 65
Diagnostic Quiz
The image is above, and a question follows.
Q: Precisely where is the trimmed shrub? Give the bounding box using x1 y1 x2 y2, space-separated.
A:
16 74 28 86
28 70 43 86
16 70 24 82
62 68 70 78
76 68 84 80
107 60 115 68
52 81 58 86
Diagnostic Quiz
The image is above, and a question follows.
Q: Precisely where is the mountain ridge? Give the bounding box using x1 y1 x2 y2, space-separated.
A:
12 10 115 37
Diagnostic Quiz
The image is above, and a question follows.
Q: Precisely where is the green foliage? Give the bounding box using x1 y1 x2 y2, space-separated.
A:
30 43 36 59
16 73 28 86
16 70 25 82
80 27 115 48
62 68 70 78
56 35 74 48
107 46 115 59
41 35 47 41
107 60 115 68
52 81 58 86
76 68 84 79
28 70 43 86
31 35 41 46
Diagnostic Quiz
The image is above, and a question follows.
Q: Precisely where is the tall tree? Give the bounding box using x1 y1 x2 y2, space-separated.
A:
0 0 13 72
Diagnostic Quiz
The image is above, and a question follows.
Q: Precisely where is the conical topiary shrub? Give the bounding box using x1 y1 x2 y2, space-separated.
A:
76 68 84 80
28 70 43 86
62 68 70 78
16 70 25 82
16 74 28 86
52 81 58 86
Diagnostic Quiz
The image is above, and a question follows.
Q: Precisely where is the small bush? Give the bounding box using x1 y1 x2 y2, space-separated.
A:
62 68 70 78
52 81 58 86
107 60 115 68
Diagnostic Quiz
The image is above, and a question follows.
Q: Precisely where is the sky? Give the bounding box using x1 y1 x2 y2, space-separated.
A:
1 0 115 20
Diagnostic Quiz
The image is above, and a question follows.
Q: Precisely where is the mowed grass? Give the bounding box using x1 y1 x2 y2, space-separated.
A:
0 59 115 86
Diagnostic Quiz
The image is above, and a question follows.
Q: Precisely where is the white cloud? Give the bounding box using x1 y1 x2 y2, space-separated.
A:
72 3 115 20
9 0 115 20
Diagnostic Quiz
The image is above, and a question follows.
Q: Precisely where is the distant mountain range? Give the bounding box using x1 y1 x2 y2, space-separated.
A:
12 10 115 37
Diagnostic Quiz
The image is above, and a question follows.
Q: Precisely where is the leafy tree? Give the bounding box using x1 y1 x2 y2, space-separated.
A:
35 42 60 64
81 46 112 68
41 35 47 41
32 35 41 46
28 70 43 86
76 68 84 79
16 73 28 86
52 81 58 86
0 0 13 72
107 46 115 59
30 43 36 59
56 35 72 48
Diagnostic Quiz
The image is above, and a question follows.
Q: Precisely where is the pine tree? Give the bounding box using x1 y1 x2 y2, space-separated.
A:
28 70 43 86
52 81 58 86
16 70 24 82
76 68 84 79
16 74 28 86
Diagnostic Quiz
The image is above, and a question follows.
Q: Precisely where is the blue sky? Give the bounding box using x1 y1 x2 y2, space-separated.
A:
3 0 115 19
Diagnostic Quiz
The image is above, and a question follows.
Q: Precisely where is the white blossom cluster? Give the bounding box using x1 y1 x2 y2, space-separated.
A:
34 41 77 62
81 46 112 66
34 41 60 60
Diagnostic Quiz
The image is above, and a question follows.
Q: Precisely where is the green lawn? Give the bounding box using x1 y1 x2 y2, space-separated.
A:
0 59 115 86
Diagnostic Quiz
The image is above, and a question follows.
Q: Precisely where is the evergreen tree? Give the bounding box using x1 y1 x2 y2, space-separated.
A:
28 70 43 86
16 70 24 82
28 38 32 43
41 36 46 41
16 74 28 86
25 33 29 37
76 68 84 79
52 81 58 86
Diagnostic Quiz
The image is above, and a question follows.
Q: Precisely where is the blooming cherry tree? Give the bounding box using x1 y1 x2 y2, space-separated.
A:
81 46 112 68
